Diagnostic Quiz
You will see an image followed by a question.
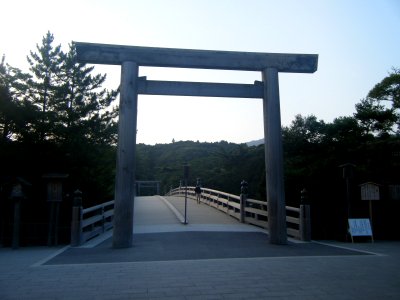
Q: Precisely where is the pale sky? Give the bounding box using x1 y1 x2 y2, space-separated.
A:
1 0 399 144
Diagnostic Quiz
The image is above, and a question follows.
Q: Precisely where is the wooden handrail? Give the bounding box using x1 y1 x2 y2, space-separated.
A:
70 186 310 246
82 200 115 214
166 186 308 240
71 200 115 246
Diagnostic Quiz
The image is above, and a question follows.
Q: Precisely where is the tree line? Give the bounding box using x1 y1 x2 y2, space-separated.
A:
0 32 119 244
0 32 399 244
1 32 118 203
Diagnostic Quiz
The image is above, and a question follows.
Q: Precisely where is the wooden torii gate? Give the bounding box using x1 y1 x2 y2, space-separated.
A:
75 43 318 248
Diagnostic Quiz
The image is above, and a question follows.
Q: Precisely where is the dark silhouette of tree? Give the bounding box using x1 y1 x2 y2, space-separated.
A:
25 31 63 141
355 68 400 135
355 97 397 136
23 32 119 145
368 68 400 110
1 32 119 206
0 55 34 142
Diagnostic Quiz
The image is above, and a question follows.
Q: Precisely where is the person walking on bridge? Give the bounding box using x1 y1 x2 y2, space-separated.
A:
195 185 202 204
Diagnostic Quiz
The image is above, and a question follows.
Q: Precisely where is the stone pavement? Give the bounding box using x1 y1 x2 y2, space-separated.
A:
0 196 399 299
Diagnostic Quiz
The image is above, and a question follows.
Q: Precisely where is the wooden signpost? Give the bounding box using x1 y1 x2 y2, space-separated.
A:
348 182 380 243
360 182 380 240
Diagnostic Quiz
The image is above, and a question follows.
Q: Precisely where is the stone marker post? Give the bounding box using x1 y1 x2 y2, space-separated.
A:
44 174 68 247
9 178 31 249
10 184 23 249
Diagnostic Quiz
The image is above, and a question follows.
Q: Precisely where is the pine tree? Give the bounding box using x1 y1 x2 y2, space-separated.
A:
367 68 400 133
24 32 118 145
26 31 63 141
1 33 119 207
0 55 33 142
52 42 118 145
0 55 14 141
354 97 396 135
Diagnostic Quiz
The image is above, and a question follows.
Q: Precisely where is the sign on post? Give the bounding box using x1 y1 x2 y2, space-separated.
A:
360 182 380 201
359 182 380 236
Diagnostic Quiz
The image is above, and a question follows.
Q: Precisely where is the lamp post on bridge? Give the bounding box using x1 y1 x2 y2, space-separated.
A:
183 164 189 224
240 180 248 223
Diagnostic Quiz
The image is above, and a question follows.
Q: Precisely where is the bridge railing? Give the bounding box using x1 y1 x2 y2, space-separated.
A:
71 191 114 246
166 186 310 241
173 186 243 219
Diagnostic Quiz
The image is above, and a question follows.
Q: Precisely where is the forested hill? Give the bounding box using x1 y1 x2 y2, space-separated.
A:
135 129 400 240
136 123 400 206
136 141 266 199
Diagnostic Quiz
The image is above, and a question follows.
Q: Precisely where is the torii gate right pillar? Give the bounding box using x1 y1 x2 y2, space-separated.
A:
263 68 287 244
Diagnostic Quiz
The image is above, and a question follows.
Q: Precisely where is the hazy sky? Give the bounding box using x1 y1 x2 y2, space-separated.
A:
1 0 399 144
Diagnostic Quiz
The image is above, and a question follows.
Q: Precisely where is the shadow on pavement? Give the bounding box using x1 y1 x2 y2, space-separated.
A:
45 231 372 265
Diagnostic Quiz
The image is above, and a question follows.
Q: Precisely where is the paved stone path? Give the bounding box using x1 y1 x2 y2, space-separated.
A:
0 196 399 299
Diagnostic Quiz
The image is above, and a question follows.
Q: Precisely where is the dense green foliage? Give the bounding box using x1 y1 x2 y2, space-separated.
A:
355 68 400 135
0 32 399 244
0 33 118 245
281 114 400 239
1 32 118 203
136 141 265 198
134 114 400 240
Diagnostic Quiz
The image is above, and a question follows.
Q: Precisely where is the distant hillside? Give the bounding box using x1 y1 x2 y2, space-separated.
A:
136 140 266 199
246 138 264 147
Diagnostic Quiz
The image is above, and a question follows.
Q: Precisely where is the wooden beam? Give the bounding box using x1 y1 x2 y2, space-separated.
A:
75 42 318 73
137 78 264 98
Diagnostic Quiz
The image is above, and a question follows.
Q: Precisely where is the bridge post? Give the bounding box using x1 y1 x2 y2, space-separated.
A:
113 61 139 248
262 68 288 245
300 189 311 241
70 190 83 247
137 182 141 196
300 205 311 241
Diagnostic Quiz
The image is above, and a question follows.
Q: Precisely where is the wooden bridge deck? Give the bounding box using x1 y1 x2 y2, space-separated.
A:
132 195 264 234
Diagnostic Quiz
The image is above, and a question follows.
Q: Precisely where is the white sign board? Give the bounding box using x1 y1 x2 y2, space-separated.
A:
348 218 372 236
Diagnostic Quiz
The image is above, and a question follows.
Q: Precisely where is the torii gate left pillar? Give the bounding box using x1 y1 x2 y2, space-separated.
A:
112 61 138 248
75 42 318 248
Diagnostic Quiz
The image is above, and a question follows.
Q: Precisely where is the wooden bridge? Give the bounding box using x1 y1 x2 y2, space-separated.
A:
70 186 311 247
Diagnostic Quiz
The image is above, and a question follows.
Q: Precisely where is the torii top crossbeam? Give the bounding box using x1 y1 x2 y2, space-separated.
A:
75 42 318 73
